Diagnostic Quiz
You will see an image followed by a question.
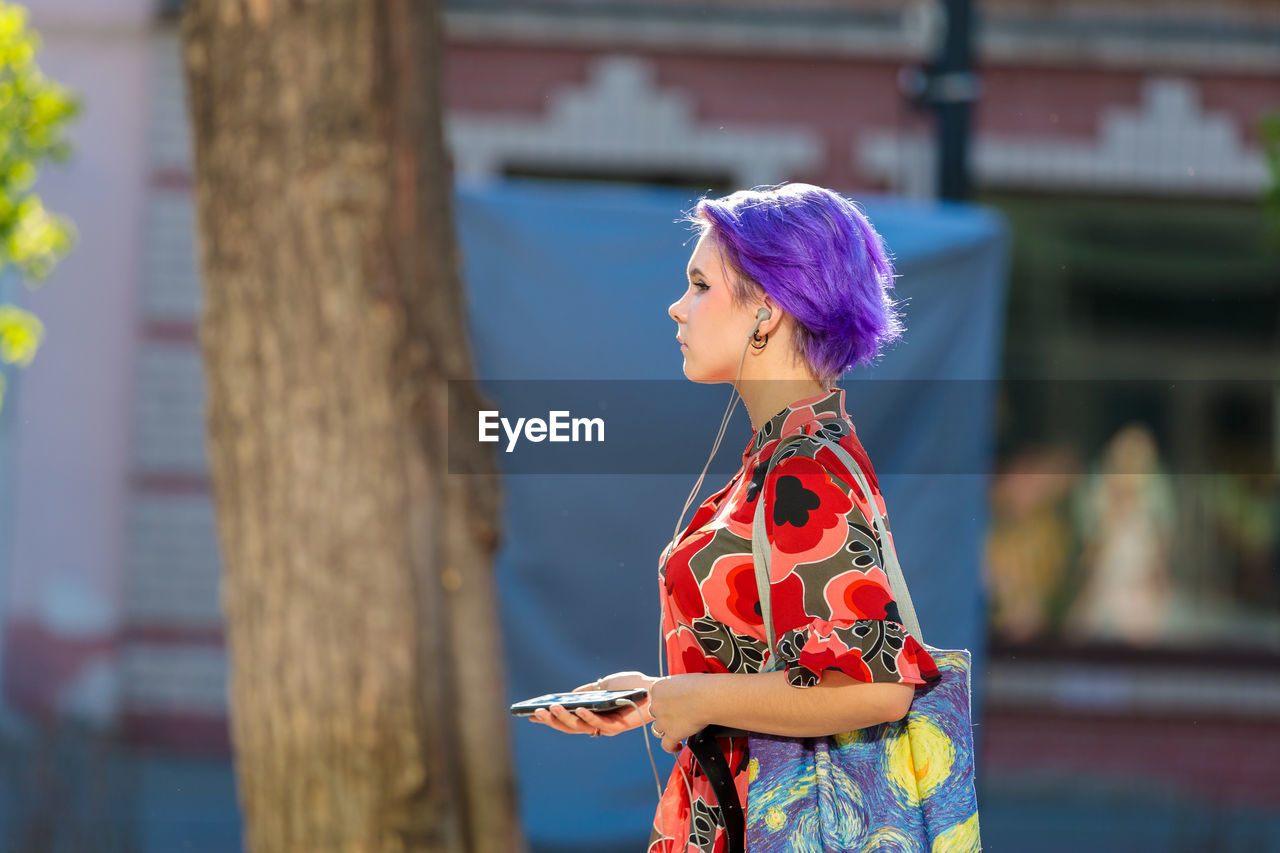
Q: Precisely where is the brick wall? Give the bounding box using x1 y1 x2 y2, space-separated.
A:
121 29 227 750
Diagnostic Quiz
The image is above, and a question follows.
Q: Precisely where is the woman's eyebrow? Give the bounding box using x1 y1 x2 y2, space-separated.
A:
687 267 705 279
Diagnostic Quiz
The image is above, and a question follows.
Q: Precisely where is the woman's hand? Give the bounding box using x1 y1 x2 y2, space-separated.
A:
646 673 713 754
527 670 658 738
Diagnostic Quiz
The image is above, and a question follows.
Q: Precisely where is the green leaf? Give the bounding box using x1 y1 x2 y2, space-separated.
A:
0 0 81 409
0 0 79 285
0 302 43 367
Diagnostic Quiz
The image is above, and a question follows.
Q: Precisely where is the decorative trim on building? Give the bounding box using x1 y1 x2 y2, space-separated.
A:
446 55 823 187
859 77 1270 198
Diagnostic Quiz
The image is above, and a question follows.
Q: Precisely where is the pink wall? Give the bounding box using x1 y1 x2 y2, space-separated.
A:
2 0 153 722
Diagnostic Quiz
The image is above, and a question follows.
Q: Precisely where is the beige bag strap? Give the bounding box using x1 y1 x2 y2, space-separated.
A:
752 434 924 673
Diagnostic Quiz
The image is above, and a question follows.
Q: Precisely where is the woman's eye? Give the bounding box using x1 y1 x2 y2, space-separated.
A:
692 281 709 291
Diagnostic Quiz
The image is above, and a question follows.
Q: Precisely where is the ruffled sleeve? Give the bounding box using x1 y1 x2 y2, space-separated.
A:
754 433 941 689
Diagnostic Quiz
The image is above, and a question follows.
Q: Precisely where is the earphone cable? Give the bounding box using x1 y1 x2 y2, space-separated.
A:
615 696 694 844
662 310 763 681
645 310 766 842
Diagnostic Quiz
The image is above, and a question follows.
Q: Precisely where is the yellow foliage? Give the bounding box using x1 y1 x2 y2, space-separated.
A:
0 303 41 366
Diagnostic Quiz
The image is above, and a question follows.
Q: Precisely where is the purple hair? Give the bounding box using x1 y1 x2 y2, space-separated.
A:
679 182 905 382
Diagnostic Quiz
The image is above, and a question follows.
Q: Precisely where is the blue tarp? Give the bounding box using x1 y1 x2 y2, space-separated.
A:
455 179 1009 851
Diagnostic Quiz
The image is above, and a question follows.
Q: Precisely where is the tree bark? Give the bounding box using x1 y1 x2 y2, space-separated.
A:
180 2 517 850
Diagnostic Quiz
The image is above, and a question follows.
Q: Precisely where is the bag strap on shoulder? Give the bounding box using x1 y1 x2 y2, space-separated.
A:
751 432 924 674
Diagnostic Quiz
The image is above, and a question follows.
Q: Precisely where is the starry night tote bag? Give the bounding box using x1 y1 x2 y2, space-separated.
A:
746 435 982 852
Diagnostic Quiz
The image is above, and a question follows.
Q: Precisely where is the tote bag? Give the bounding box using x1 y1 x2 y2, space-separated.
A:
744 434 982 853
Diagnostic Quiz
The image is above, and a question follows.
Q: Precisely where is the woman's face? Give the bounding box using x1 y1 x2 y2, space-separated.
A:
668 232 763 384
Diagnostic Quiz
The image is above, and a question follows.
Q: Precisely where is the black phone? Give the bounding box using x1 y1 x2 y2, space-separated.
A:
509 688 648 717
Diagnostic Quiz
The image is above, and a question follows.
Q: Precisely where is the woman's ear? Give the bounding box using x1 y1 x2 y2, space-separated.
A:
758 299 782 335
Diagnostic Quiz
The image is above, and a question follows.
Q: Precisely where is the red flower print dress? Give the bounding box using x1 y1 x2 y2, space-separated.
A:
647 387 942 853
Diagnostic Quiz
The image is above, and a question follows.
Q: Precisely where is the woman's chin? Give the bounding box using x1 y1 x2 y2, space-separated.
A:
680 361 707 382
681 366 728 385
679 354 735 385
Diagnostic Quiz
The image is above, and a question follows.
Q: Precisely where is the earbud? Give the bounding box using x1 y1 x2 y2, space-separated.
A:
751 307 772 336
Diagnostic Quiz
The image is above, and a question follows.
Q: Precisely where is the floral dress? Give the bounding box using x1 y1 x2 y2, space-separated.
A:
647 387 942 853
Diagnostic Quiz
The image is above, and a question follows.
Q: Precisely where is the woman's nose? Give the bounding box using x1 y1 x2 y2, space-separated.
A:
668 296 685 323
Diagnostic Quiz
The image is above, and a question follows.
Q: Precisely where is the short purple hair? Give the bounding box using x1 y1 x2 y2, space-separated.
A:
679 182 905 383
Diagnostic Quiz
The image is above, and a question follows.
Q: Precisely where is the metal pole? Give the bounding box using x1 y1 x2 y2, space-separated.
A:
935 0 977 200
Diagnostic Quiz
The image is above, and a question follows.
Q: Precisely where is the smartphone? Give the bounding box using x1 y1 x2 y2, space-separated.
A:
509 688 648 717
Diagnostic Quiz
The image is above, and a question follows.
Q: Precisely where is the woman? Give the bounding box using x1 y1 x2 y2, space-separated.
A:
527 183 941 852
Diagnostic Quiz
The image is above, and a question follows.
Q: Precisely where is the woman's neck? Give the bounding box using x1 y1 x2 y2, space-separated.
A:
739 377 831 433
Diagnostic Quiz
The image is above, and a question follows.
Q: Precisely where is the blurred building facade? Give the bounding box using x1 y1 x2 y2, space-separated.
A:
0 0 1277 845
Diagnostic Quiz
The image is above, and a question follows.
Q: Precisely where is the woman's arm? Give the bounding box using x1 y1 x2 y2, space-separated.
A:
645 670 915 752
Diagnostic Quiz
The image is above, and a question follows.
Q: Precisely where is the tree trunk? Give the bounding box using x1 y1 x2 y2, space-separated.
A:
179 2 518 851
